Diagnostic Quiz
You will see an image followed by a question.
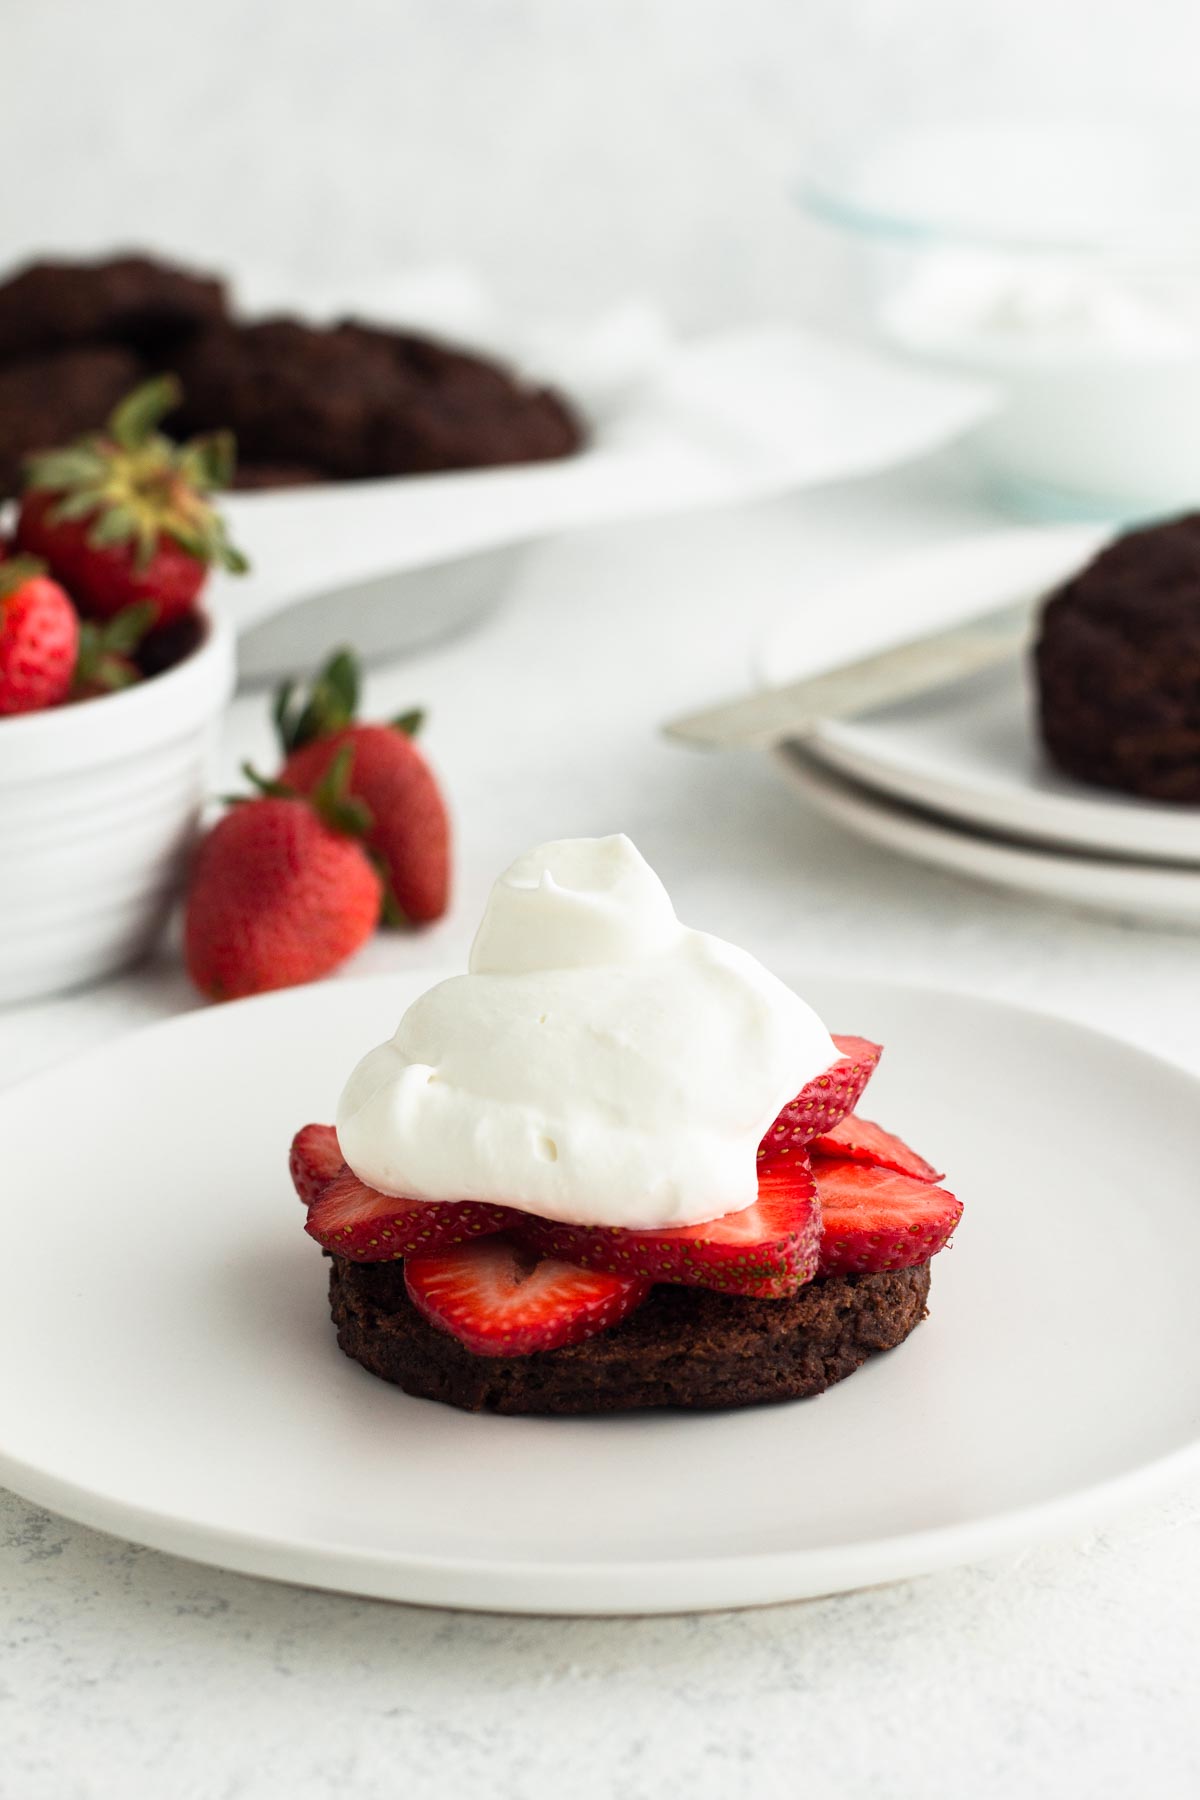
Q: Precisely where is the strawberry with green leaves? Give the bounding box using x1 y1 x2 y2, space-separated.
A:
184 750 382 1002
0 556 79 716
275 648 450 925
17 375 247 627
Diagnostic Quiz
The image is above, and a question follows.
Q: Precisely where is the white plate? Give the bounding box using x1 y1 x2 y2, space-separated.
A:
760 526 1200 865
214 323 991 681
2 971 1199 1615
775 746 1200 926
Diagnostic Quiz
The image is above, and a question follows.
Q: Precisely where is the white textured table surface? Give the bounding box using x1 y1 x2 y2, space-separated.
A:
2 454 1198 1799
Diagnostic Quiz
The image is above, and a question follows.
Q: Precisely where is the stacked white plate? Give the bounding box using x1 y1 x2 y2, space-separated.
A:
760 527 1200 927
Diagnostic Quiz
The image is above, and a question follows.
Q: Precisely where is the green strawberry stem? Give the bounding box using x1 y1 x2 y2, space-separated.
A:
0 556 47 602
109 375 184 452
72 601 158 694
99 600 157 655
380 884 409 928
239 748 374 840
273 646 359 752
273 646 427 753
21 377 249 577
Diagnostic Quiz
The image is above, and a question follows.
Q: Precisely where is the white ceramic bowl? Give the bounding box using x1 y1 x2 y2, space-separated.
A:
0 614 235 1005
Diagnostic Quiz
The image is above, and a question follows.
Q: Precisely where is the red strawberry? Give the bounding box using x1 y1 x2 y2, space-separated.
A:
70 600 156 703
811 1157 962 1276
184 752 382 1001
16 375 247 626
759 1035 882 1158
405 1236 651 1357
305 1166 520 1259
274 649 449 924
0 557 79 715
516 1151 820 1297
289 1123 344 1206
810 1114 942 1183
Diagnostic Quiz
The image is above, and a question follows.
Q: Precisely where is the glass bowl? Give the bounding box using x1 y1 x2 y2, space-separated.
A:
801 117 1200 519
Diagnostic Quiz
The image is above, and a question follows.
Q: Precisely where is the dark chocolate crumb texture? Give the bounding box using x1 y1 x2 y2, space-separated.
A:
329 1255 933 1415
0 252 584 495
1036 512 1200 802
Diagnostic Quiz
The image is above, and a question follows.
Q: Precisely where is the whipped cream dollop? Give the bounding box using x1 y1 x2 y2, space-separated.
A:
336 836 837 1230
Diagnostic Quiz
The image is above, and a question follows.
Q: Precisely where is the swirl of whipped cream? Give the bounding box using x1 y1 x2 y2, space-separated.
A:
336 836 837 1230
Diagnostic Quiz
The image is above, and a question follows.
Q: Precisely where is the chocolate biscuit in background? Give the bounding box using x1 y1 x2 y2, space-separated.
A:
174 316 585 480
0 345 146 493
0 253 585 490
228 462 329 492
330 1255 932 1415
172 319 394 477
338 320 584 472
1036 513 1200 802
0 254 227 361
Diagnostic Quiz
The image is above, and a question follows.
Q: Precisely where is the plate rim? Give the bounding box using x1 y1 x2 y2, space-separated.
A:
773 743 1200 925
3 968 1200 1614
812 715 1200 869
3 1427 1197 1616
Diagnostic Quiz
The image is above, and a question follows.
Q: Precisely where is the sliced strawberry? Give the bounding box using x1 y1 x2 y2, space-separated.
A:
810 1114 942 1183
405 1236 651 1357
759 1035 882 1157
289 1123 344 1206
305 1167 520 1260
812 1156 962 1276
515 1151 819 1297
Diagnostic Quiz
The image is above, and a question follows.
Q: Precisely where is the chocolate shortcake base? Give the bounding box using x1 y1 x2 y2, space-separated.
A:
329 1255 932 1415
296 841 962 1418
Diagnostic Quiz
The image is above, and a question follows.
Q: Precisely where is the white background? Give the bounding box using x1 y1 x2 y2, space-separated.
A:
5 0 1200 329
2 5 1200 1797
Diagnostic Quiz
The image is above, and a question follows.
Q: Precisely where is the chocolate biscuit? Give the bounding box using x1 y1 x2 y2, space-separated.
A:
0 254 227 360
1036 514 1200 801
329 1256 932 1414
174 316 584 479
0 345 145 493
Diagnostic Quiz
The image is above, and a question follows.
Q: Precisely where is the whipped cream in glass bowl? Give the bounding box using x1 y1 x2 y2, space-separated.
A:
802 116 1200 517
336 836 836 1232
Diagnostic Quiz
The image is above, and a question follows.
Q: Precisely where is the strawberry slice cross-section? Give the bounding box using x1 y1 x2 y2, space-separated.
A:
812 1156 962 1276
516 1150 820 1297
305 1168 521 1260
759 1035 882 1158
809 1114 942 1183
289 1123 345 1206
405 1237 651 1356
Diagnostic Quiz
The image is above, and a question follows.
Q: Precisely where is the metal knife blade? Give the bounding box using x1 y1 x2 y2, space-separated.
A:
664 598 1036 751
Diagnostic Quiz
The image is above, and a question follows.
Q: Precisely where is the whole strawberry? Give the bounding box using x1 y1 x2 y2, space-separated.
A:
275 648 450 924
0 556 80 716
16 375 247 627
184 752 383 1002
